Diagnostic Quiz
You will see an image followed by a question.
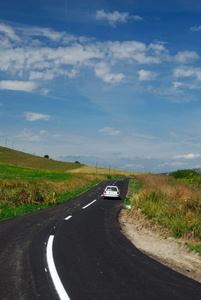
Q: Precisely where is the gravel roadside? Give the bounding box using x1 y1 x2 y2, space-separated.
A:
119 208 201 284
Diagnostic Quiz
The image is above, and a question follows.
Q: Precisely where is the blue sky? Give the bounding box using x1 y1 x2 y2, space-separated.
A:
1 0 201 173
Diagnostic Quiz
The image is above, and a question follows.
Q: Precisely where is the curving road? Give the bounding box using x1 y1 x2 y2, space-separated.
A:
0 178 201 299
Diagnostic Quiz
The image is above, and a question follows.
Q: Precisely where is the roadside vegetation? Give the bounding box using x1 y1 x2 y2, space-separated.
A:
0 147 128 221
126 170 201 255
0 162 126 220
0 164 104 220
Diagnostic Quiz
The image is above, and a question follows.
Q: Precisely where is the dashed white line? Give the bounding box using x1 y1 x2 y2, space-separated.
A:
82 199 97 209
46 235 71 300
46 198 98 298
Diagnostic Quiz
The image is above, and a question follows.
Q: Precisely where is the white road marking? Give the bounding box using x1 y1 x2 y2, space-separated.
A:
64 215 72 221
46 235 71 300
82 199 97 209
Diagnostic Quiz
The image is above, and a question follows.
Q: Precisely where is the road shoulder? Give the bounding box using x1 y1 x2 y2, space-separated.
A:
119 208 201 284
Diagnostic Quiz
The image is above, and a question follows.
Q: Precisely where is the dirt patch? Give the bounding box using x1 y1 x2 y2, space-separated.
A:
119 208 201 283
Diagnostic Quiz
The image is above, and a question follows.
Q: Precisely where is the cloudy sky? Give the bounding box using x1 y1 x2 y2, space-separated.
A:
1 0 201 173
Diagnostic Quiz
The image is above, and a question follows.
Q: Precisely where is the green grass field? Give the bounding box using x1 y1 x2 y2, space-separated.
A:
0 146 126 221
0 163 74 181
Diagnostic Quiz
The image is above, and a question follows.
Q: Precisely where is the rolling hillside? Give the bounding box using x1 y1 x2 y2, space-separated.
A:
0 146 83 172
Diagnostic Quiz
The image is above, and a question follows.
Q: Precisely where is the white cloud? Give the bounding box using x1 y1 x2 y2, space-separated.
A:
172 81 198 90
16 128 44 142
0 23 20 42
0 43 102 83
0 43 102 74
25 112 51 121
173 67 201 81
95 10 143 27
94 62 125 83
29 71 55 81
190 25 201 32
157 161 186 168
175 50 199 63
132 132 157 139
21 26 65 42
134 53 160 64
173 153 201 159
125 164 144 169
172 81 184 90
39 130 48 135
0 80 37 92
99 127 120 136
138 70 157 81
107 40 146 60
0 21 200 97
148 42 166 54
0 23 171 88
106 41 161 63
41 88 50 95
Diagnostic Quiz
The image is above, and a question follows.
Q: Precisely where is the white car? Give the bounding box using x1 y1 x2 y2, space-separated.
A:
103 185 120 199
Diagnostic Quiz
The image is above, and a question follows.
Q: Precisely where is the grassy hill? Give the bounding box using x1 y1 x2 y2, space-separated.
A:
0 146 84 172
0 146 137 176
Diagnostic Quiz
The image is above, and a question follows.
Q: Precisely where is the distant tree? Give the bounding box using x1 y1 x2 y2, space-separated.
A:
74 160 81 164
44 155 49 159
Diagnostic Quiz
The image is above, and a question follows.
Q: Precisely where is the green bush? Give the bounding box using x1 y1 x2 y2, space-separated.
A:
171 169 201 185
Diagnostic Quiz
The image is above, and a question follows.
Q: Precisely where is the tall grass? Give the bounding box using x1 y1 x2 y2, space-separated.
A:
0 173 104 220
128 173 201 253
0 163 108 220
0 162 126 220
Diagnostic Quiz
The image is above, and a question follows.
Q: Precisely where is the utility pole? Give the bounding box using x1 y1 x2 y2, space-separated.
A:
96 161 98 175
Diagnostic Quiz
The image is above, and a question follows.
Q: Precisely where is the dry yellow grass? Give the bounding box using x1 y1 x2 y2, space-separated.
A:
68 165 140 176
129 173 201 241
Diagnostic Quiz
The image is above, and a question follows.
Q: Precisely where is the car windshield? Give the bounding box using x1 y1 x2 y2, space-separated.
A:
107 187 117 191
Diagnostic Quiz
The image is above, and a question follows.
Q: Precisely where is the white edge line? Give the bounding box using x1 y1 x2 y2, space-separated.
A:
46 235 71 300
82 199 97 209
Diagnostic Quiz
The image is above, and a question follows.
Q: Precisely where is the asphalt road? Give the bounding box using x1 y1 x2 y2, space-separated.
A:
0 178 201 300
